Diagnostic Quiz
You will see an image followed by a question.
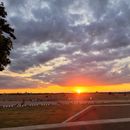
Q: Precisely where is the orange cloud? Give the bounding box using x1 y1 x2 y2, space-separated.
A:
59 74 103 87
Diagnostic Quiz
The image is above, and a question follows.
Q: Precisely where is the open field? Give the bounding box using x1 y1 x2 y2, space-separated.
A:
1 93 130 107
0 104 87 128
1 93 130 129
0 92 130 101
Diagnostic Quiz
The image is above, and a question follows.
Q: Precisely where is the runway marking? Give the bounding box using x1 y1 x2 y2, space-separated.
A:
63 105 93 123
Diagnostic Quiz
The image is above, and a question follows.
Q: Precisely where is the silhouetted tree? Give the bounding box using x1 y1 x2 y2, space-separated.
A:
0 2 16 71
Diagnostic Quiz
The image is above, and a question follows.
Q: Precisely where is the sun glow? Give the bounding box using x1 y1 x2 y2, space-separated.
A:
75 87 86 94
76 89 81 94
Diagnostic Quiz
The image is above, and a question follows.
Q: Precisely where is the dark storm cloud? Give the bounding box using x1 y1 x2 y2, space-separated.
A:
1 0 130 88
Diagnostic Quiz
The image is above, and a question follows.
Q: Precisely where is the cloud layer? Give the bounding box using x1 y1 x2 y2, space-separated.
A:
0 0 130 89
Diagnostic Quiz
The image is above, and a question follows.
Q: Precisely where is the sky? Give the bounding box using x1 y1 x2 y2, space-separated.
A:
0 0 130 93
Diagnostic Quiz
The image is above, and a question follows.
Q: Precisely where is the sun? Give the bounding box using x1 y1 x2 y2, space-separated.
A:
74 87 86 94
76 89 81 94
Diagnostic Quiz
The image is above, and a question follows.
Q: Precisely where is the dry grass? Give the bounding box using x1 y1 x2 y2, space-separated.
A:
0 104 87 128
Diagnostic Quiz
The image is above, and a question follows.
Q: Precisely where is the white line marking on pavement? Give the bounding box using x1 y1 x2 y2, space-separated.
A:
63 105 93 123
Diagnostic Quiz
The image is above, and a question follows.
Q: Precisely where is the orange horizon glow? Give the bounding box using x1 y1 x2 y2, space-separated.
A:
0 83 130 93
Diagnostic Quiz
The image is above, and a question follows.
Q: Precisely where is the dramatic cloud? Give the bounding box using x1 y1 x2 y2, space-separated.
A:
0 0 130 89
0 75 47 89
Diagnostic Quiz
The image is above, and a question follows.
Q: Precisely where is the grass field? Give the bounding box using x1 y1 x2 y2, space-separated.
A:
0 104 87 128
1 93 130 129
0 93 130 101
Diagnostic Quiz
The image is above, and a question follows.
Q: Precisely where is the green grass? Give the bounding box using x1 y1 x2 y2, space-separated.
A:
0 104 87 128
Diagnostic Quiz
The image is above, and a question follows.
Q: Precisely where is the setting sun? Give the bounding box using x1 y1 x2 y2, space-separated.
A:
76 89 81 94
74 87 87 94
